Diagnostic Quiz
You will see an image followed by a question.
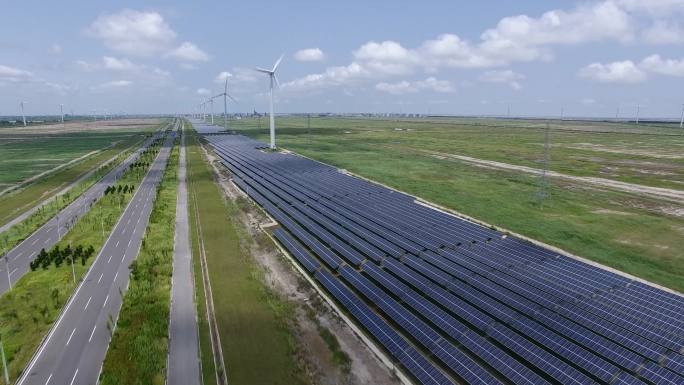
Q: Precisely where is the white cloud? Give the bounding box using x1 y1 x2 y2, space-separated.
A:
375 77 454 95
196 88 211 95
88 9 176 56
294 48 325 62
166 42 210 62
479 69 525 89
579 60 647 83
0 65 36 82
581 98 596 105
49 44 62 54
102 56 141 71
375 81 416 95
282 62 370 92
642 21 684 44
214 71 233 83
640 54 684 76
96 80 133 89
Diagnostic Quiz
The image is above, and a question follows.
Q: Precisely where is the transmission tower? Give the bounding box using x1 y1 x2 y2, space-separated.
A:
536 121 551 205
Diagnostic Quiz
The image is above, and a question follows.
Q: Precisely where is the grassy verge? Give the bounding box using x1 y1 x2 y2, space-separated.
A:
0 139 165 385
0 126 161 228
99 136 179 385
226 117 684 293
185 127 306 385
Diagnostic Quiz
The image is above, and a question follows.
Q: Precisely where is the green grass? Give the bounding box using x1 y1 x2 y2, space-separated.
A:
185 125 306 385
0 139 164 385
99 136 179 385
0 126 159 228
221 116 684 293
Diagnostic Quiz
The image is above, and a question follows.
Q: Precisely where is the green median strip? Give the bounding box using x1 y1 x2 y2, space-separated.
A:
185 127 307 385
99 135 179 385
0 138 166 385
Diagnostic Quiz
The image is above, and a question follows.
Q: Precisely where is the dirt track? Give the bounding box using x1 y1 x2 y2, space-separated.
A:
421 149 684 203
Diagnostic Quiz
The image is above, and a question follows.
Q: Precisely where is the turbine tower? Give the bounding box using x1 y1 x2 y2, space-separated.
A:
59 104 64 123
20 101 27 126
215 78 237 131
209 97 215 125
256 55 283 150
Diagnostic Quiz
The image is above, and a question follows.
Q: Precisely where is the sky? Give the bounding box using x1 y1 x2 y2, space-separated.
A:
1 0 684 118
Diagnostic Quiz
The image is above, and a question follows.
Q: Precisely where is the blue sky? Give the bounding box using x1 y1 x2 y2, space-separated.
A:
1 0 684 118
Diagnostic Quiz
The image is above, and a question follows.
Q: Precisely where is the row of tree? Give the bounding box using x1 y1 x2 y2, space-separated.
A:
104 184 135 195
29 244 95 271
129 161 150 170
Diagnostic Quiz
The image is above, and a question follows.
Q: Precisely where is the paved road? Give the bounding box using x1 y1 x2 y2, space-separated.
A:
167 131 201 385
0 127 166 296
17 123 177 385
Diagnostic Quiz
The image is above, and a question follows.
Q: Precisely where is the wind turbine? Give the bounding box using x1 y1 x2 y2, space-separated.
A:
209 97 215 125
256 54 283 150
214 78 237 131
60 104 64 124
20 101 27 126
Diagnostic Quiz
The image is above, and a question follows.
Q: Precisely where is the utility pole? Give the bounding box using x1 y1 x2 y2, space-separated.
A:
536 121 551 206
70 242 76 284
3 253 11 291
0 333 9 385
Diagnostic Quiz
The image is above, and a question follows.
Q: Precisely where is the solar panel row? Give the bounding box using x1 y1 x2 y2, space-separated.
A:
205 133 684 385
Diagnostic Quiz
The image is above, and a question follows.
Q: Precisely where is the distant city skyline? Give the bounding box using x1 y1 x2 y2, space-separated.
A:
1 1 683 118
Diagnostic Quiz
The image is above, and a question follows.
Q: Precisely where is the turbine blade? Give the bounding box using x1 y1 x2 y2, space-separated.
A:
255 67 272 74
227 93 238 103
272 54 284 72
273 74 281 88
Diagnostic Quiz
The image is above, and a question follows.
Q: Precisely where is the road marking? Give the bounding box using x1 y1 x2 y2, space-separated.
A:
127 239 132 248
88 326 97 342
84 296 92 311
45 373 53 385
107 255 113 263
115 240 119 248
66 328 76 346
114 271 119 281
103 295 109 309
31 238 38 246
10 268 18 276
98 273 103 283
69 369 78 385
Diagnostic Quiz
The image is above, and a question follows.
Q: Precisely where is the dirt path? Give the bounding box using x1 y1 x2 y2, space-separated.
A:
415 148 684 203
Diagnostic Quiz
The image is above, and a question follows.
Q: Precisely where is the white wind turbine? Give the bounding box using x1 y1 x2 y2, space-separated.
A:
60 104 64 124
20 101 27 126
256 55 283 150
214 78 237 131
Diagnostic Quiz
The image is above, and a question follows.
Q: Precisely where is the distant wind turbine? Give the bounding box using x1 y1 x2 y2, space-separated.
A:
214 78 237 131
60 104 64 124
256 54 283 150
20 101 27 126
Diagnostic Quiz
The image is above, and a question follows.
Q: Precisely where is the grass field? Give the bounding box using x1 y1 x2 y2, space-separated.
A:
99 136 179 385
186 126 306 385
0 124 161 228
0 139 164 384
220 116 684 293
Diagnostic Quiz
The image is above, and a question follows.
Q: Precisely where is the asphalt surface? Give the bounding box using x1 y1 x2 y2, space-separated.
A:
17 124 177 385
0 128 165 296
167 131 201 385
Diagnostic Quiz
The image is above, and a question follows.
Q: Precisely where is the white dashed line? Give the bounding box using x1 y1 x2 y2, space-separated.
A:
31 239 38 246
103 295 109 309
66 328 76 346
88 326 97 342
113 271 119 281
84 296 92 311
115 240 119 248
98 273 103 283
69 369 78 385
45 373 53 385
107 255 113 263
